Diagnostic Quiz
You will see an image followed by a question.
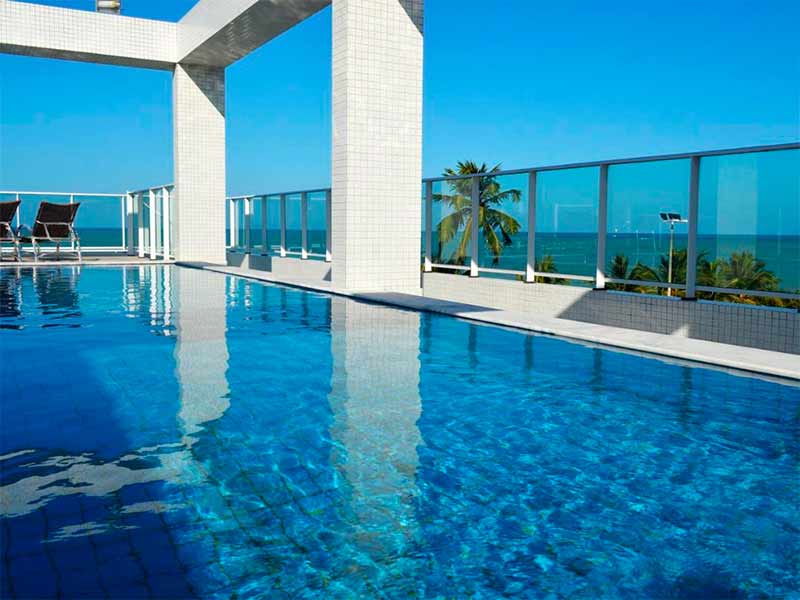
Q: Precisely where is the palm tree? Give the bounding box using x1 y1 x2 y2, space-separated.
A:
610 249 781 303
534 254 567 284
629 248 693 288
723 251 779 293
607 254 632 291
434 161 522 266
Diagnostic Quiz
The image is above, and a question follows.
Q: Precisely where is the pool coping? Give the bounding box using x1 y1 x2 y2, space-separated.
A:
179 262 800 383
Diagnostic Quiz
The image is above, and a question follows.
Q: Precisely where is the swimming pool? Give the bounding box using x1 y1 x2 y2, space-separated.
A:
1 265 798 598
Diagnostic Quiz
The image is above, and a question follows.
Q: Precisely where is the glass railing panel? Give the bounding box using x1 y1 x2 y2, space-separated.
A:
431 179 471 268
476 172 528 278
73 195 124 248
140 194 150 253
226 200 232 247
265 196 281 255
285 194 302 254
535 167 598 283
235 199 246 251
306 191 327 259
606 159 691 293
249 196 265 253
698 148 799 299
420 183 427 263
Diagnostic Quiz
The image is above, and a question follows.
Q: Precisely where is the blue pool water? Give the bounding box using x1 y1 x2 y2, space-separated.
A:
1 266 798 599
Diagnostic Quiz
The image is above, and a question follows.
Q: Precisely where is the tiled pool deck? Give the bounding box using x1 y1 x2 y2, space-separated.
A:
183 263 800 383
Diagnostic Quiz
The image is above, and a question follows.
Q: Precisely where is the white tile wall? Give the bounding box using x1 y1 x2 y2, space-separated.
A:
0 0 177 69
331 0 424 293
423 273 800 354
173 63 227 264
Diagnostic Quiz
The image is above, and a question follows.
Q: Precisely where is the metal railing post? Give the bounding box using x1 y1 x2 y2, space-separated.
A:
424 181 433 272
14 193 20 229
228 198 237 249
325 189 332 262
155 190 163 257
525 171 537 283
261 197 267 254
161 187 171 260
595 164 609 289
69 194 76 252
149 189 157 260
126 193 135 256
137 193 146 258
279 193 287 257
685 156 700 300
301 191 308 259
470 175 480 277
244 196 252 254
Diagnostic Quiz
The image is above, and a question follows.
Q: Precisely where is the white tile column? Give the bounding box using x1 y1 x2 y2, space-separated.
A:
173 63 226 264
331 0 424 292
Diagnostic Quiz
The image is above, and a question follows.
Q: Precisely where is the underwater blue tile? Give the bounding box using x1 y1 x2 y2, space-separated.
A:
47 536 97 572
148 574 196 600
95 537 135 566
3 266 800 597
57 567 105 598
139 542 182 576
5 515 45 559
8 554 59 599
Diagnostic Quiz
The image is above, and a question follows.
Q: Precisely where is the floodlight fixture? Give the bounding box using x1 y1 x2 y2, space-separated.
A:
96 1 121 15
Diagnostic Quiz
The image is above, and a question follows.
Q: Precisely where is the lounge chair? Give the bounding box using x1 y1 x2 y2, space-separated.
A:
19 201 81 261
0 200 21 261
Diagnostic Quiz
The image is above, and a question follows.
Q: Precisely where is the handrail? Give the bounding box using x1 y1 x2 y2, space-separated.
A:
128 184 174 196
421 142 800 183
0 190 123 197
227 187 330 201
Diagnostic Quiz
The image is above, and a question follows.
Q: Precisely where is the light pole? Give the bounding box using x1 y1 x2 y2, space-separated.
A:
659 212 687 297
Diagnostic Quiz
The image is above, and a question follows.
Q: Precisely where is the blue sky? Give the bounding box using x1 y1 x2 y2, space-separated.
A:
0 0 798 196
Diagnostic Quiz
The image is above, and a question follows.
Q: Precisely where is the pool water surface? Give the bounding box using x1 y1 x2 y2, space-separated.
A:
1 266 798 598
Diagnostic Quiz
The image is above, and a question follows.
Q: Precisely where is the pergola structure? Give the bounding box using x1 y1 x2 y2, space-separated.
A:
0 0 424 292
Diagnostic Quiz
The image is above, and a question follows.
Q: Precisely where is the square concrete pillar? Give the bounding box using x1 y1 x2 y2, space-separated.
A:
173 63 227 264
331 0 424 293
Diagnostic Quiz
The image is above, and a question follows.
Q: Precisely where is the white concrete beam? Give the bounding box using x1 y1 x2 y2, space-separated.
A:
0 0 177 70
179 0 330 67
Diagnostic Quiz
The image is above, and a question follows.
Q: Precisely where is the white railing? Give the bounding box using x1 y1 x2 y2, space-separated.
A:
0 190 127 253
127 184 174 261
226 188 332 263
421 142 800 302
0 185 174 260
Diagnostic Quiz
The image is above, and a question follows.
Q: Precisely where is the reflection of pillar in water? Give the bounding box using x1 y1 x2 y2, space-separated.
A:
328 298 423 559
173 268 230 443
